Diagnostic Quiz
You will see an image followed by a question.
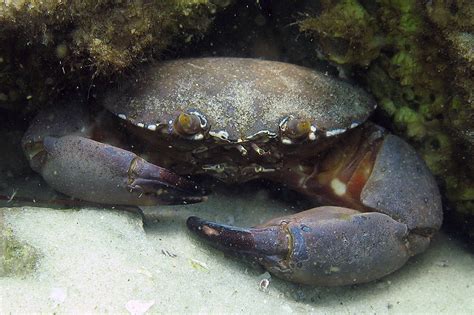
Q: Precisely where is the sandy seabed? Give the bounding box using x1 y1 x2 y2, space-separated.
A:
1 185 473 314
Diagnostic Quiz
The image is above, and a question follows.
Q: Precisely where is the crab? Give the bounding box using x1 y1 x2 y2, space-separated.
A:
22 57 443 286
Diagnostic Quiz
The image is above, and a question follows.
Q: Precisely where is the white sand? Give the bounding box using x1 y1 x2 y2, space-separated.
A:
1 187 473 314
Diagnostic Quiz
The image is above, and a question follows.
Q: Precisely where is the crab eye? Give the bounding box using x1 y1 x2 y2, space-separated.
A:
174 112 202 136
284 118 312 139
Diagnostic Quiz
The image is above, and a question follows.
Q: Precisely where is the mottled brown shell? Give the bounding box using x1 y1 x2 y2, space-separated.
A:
103 57 376 141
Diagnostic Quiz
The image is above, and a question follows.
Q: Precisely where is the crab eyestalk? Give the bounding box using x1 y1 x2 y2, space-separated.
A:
173 112 208 140
280 116 317 144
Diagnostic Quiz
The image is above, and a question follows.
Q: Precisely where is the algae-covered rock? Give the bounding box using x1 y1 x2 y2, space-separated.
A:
0 228 40 277
0 0 229 112
298 0 474 238
0 210 40 277
299 0 382 66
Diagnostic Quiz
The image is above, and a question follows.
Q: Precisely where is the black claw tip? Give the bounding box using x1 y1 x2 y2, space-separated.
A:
186 216 205 231
186 216 257 252
186 216 290 267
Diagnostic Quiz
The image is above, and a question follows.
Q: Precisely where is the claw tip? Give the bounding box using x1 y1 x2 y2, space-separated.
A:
186 216 205 232
187 217 220 236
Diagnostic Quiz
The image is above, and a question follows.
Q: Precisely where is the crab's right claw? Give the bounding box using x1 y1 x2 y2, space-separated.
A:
24 135 205 206
187 206 416 286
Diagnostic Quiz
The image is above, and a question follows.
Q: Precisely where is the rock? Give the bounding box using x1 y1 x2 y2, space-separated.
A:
0 209 40 277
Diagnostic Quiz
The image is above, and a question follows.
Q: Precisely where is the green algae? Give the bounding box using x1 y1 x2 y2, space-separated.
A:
1 212 40 277
0 0 229 112
299 0 382 66
299 0 474 237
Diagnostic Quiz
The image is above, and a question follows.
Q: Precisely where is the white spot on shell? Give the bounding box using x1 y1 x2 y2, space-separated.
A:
246 130 277 140
281 138 293 145
137 123 145 128
118 114 126 120
191 133 204 141
254 165 275 173
325 128 346 137
279 116 291 130
209 130 229 140
202 163 226 173
147 124 157 131
189 110 208 128
331 178 347 196
350 122 359 129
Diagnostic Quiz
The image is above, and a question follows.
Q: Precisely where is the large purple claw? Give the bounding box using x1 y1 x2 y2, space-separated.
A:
28 135 205 206
187 207 411 286
187 131 443 286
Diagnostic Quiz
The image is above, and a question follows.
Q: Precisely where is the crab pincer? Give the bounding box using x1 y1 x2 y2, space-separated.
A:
187 207 411 286
187 132 442 286
25 135 205 206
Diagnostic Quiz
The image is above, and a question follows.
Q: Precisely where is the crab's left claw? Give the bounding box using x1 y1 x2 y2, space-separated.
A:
187 206 414 286
25 135 206 206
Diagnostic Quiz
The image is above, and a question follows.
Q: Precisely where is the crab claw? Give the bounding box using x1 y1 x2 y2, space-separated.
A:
26 135 205 206
187 206 414 286
187 128 443 286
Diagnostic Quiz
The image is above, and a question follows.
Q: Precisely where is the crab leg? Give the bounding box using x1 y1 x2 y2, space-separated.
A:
187 126 443 285
22 104 205 206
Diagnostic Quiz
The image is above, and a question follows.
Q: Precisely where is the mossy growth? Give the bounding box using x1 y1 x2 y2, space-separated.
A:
1 226 41 277
0 0 230 112
299 0 382 66
298 0 474 237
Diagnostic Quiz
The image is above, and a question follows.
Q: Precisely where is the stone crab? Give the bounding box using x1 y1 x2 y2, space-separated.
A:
22 57 442 286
